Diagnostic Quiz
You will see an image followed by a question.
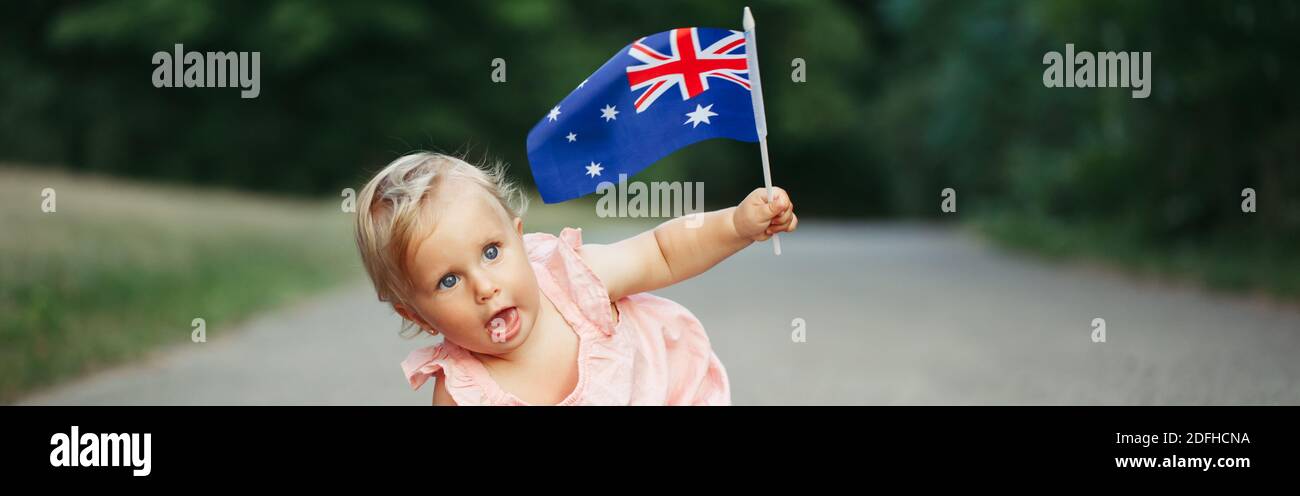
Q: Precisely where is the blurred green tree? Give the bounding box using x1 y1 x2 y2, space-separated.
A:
1 0 1295 243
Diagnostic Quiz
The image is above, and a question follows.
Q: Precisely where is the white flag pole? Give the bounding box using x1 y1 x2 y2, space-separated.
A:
744 7 781 255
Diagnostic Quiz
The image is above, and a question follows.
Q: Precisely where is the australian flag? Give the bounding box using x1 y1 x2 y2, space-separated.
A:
526 27 759 203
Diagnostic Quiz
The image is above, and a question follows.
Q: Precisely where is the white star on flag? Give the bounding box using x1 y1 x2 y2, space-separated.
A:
547 106 561 121
585 161 603 178
600 104 619 122
566 132 577 142
684 104 717 128
577 78 588 89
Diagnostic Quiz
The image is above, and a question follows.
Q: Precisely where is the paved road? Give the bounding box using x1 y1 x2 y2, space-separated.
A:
19 223 1300 405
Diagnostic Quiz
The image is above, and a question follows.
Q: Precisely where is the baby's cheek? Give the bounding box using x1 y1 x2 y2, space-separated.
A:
440 323 484 350
425 300 473 337
509 257 537 290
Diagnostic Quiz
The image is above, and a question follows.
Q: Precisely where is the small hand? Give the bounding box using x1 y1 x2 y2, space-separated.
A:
733 187 797 242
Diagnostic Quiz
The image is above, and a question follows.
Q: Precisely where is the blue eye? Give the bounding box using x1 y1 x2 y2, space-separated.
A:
484 244 499 261
438 274 459 289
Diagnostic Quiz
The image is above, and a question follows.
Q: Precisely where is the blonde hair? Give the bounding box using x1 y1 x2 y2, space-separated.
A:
354 152 528 336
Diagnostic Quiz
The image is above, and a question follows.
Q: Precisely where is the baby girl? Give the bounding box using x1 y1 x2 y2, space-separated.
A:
354 153 797 405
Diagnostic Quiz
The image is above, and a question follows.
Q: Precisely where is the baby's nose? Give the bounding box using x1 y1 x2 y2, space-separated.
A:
475 280 501 303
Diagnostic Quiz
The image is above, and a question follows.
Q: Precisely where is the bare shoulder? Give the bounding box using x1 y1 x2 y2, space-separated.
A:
432 371 457 406
576 241 616 278
577 235 651 302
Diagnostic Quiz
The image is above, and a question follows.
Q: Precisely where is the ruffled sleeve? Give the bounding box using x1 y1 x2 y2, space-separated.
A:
400 345 445 391
399 343 490 405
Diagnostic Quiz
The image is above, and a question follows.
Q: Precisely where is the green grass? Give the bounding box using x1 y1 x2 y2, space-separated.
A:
0 165 362 402
973 211 1300 301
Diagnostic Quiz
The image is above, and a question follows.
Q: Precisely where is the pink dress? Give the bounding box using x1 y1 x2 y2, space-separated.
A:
400 227 731 405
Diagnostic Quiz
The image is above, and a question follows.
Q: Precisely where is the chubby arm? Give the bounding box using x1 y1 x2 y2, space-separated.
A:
582 187 797 301
432 372 456 406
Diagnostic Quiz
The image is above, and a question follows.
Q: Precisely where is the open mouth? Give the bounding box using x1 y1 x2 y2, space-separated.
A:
487 307 520 343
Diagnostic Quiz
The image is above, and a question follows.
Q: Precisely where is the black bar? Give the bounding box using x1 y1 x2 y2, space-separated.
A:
2 406 1293 484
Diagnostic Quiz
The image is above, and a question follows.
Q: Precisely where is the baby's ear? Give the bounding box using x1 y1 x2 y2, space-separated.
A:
514 217 524 236
393 303 430 331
